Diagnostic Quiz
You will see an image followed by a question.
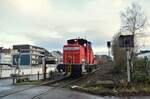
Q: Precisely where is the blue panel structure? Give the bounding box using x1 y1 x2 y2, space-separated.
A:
20 54 30 66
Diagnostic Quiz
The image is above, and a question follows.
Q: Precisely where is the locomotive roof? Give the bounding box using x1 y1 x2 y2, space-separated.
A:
67 38 91 45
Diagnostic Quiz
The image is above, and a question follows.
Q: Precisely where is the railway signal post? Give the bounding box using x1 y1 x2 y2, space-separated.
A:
107 41 111 57
119 35 134 83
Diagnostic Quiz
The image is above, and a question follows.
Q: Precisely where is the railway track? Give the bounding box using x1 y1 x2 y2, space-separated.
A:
31 77 84 99
0 75 66 98
0 66 101 99
0 76 82 99
31 66 102 99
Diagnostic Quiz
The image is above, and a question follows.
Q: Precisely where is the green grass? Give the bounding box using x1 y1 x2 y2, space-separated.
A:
71 83 150 96
15 80 48 85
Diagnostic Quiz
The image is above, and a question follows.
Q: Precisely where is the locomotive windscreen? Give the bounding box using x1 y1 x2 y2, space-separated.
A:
67 39 75 44
67 38 91 46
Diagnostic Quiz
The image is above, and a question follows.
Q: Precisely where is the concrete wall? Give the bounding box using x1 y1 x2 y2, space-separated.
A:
0 64 57 78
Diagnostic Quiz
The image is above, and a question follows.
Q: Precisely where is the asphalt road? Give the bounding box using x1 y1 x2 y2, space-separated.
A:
0 79 105 99
0 86 104 99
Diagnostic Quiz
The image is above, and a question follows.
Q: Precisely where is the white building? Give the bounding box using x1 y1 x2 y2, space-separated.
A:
137 51 150 60
0 48 13 78
51 51 63 64
0 53 12 64
0 48 12 65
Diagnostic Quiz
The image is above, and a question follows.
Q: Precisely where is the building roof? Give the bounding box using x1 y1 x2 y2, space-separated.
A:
0 47 11 53
13 44 45 50
137 50 150 55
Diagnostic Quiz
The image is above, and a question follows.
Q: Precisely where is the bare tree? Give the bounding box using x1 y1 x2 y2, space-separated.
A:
121 3 147 36
120 3 147 60
112 3 147 79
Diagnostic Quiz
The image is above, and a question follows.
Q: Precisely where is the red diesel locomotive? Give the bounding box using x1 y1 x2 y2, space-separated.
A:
57 38 97 77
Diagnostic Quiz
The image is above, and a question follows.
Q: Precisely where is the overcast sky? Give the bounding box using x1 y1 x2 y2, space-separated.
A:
0 0 150 54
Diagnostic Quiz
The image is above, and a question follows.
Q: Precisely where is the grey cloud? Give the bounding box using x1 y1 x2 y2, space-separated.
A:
0 0 149 54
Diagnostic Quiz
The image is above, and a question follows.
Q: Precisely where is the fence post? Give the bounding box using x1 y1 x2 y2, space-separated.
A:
37 71 39 80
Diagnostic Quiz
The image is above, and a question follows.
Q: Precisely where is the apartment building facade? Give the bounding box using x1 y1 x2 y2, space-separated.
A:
12 45 46 66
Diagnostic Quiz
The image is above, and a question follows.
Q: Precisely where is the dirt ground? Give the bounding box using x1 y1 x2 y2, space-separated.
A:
73 62 115 86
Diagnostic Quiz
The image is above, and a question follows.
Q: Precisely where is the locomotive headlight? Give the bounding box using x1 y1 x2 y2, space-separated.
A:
82 59 85 62
55 59 58 62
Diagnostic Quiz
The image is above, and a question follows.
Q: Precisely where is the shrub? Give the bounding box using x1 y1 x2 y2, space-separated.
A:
132 71 148 83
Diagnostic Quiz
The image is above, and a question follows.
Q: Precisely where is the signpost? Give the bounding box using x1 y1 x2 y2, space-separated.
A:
119 35 134 83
